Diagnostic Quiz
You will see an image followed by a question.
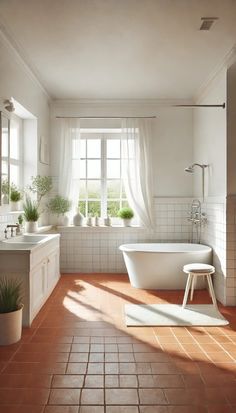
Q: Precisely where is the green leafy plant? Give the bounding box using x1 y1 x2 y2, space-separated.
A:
48 195 71 216
2 179 9 196
0 277 23 313
17 214 24 225
23 196 40 222
29 175 53 205
10 184 22 202
117 207 134 219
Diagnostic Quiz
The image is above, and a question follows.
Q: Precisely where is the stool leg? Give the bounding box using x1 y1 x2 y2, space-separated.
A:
182 274 193 308
206 274 217 308
190 275 196 301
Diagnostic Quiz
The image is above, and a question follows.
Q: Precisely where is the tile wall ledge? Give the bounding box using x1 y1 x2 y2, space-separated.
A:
56 225 147 232
153 196 226 204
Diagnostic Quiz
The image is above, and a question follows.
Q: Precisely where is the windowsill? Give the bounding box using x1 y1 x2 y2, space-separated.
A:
56 225 145 231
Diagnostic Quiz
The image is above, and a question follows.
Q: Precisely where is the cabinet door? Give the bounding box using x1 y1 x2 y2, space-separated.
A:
31 260 47 316
47 248 60 292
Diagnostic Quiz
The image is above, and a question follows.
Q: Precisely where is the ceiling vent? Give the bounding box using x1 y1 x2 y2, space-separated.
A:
200 17 218 31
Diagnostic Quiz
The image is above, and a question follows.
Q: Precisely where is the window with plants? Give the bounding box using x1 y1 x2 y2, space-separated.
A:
76 130 129 218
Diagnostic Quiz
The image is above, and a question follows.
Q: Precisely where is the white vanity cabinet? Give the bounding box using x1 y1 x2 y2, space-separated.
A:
0 234 60 326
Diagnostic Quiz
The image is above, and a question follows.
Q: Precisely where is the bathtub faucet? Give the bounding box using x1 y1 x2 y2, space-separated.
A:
188 199 207 243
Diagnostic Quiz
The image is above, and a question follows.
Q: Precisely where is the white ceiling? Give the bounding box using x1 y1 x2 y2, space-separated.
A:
0 0 235 100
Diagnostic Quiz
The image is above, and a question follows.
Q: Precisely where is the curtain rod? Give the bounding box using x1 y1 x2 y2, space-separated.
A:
55 116 156 119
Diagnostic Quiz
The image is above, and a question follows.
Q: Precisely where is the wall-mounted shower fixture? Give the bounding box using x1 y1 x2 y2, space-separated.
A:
4 99 15 112
187 199 207 243
185 163 209 200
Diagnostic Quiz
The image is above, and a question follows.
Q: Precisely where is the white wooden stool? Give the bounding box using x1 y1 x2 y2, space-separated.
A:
182 263 217 308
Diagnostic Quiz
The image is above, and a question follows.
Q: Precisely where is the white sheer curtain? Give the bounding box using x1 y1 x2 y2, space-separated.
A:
57 118 80 221
121 118 154 229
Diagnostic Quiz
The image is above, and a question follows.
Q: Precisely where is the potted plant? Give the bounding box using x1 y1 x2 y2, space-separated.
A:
2 178 10 204
118 207 134 227
10 184 22 211
0 277 23 345
48 195 71 226
23 196 40 233
29 175 53 206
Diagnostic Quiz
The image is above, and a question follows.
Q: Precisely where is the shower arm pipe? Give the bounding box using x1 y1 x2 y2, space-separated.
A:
172 103 225 108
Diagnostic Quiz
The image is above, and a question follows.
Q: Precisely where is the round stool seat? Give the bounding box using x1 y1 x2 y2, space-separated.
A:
183 263 215 274
182 263 217 308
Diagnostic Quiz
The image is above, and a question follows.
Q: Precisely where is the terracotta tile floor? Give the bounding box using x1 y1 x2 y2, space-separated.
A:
0 273 236 413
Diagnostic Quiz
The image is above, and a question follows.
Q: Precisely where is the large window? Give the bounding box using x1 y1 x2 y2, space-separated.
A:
10 116 23 187
75 130 129 218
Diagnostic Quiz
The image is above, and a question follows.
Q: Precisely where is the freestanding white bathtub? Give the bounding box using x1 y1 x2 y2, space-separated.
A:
119 243 212 289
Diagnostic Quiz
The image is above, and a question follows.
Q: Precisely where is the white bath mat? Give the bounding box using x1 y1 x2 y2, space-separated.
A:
125 304 229 326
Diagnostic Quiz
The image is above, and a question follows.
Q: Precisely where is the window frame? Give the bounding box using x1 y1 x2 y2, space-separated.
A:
76 130 128 219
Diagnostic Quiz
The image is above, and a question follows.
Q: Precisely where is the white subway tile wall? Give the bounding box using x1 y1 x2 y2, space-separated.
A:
58 198 193 274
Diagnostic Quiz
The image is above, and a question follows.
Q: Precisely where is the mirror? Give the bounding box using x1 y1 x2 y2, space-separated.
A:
0 112 10 205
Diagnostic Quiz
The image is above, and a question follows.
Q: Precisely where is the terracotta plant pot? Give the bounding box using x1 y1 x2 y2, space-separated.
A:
0 305 23 345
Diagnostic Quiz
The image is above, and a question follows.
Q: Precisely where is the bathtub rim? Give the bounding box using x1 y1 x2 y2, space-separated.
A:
119 243 212 254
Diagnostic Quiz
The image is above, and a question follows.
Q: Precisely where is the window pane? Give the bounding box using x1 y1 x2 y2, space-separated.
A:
87 180 101 199
2 160 8 176
107 139 120 158
122 200 129 208
73 138 86 159
121 183 126 198
107 201 120 217
2 133 8 157
78 200 86 216
107 160 120 179
72 160 81 179
79 160 86 178
79 180 87 198
10 164 19 186
87 160 101 178
88 201 101 217
87 139 101 158
107 180 120 198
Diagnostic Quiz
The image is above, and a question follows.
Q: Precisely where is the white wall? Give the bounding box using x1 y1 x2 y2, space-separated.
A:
0 33 50 177
51 100 193 197
193 70 227 198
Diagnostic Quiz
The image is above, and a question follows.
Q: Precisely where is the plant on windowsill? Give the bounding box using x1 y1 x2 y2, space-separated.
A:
0 277 23 345
23 195 40 233
47 195 71 226
29 175 53 208
2 178 10 204
10 184 22 211
117 207 134 227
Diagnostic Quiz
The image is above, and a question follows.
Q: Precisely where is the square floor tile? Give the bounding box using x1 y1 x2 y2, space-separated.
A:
49 388 81 405
52 375 84 388
84 374 104 388
87 363 104 374
106 389 139 405
105 375 119 388
120 375 138 388
81 388 104 405
139 388 167 405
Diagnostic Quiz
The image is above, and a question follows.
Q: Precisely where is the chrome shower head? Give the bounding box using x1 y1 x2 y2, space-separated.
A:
185 163 208 173
185 166 194 173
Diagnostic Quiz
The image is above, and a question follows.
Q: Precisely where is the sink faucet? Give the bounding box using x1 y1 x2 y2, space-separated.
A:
6 224 20 238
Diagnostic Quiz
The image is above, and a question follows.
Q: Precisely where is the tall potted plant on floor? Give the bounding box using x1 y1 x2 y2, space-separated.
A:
23 196 40 233
0 277 23 345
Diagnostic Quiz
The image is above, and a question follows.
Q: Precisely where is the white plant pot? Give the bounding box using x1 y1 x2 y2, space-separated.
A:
10 201 20 211
2 194 9 205
0 305 23 346
25 221 38 233
122 218 132 227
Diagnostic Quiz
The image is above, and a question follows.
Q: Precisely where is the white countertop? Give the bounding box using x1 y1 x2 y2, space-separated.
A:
0 233 60 253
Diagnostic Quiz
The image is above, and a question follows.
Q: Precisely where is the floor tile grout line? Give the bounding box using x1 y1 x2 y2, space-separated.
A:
201 329 236 363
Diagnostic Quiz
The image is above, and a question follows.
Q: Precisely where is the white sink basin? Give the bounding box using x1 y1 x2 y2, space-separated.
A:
3 235 49 244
